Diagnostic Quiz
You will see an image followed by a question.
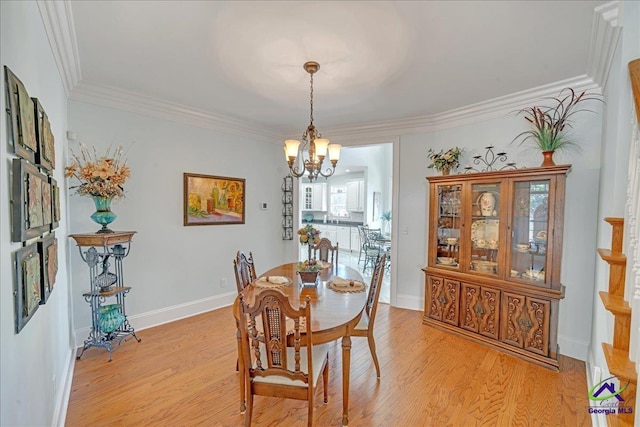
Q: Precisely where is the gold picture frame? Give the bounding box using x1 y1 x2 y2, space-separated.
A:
183 173 246 226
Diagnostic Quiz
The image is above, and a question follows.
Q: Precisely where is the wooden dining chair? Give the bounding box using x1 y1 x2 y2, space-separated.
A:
312 237 338 265
353 253 387 378
233 251 257 293
234 290 330 427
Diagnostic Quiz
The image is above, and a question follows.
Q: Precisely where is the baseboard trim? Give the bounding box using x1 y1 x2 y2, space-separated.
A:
586 358 608 427
73 292 237 346
52 348 76 427
558 334 589 360
393 293 423 311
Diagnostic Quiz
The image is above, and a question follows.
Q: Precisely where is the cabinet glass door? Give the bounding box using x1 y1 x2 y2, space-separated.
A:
303 185 313 210
509 180 549 286
435 184 461 268
470 183 501 276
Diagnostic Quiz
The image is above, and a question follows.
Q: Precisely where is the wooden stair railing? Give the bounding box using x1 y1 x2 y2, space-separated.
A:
597 217 636 426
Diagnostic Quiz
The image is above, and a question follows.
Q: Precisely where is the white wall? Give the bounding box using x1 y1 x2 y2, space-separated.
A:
67 101 289 335
0 2 73 426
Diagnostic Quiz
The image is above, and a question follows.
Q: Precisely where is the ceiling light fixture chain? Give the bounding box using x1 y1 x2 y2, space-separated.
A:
284 61 340 182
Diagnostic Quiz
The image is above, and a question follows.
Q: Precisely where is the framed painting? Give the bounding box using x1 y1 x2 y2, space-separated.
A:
12 158 52 241
183 173 245 226
14 243 41 333
38 233 58 304
372 191 381 221
4 66 37 163
50 177 61 230
33 98 56 172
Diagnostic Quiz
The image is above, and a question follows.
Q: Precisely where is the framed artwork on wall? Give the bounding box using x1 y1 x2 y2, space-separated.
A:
50 177 60 230
4 66 37 163
183 173 245 226
12 158 52 241
33 98 55 172
372 191 381 221
37 233 58 304
14 243 41 333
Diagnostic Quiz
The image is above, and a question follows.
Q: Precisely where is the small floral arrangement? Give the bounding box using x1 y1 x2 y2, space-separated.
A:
64 143 131 199
297 224 321 245
297 259 320 272
427 147 463 171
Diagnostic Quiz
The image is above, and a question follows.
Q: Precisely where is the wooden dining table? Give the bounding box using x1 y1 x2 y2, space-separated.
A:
239 262 367 426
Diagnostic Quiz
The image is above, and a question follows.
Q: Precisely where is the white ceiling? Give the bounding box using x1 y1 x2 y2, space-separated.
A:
68 1 604 136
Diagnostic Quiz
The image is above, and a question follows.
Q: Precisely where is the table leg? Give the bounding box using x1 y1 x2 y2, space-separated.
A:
341 334 352 426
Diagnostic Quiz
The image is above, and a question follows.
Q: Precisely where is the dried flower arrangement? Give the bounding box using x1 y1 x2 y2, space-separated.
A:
64 144 131 198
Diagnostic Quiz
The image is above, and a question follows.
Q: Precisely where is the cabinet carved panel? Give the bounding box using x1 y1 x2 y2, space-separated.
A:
501 292 549 357
461 283 500 339
426 276 460 325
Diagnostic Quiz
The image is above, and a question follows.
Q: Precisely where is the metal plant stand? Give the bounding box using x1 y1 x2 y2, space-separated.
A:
70 231 140 361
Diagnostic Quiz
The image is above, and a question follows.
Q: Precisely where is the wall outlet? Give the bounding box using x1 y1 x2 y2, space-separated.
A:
260 202 268 210
220 278 226 288
402 225 408 234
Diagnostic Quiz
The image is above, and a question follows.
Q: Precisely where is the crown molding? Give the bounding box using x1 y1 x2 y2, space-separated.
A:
41 1 607 144
587 1 621 89
318 75 598 144
37 0 81 97
70 82 281 142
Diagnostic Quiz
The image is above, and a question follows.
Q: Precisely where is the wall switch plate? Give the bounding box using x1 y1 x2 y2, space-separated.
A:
220 278 226 288
260 202 268 210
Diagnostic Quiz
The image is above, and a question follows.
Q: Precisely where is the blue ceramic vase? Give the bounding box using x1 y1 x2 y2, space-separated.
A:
99 304 125 334
90 196 117 234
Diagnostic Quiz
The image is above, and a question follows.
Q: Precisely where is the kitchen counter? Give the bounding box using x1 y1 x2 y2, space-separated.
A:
303 220 363 228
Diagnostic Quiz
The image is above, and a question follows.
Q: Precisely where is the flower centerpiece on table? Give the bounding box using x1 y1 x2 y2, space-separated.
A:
298 224 321 262
64 143 131 233
298 223 321 269
427 146 463 175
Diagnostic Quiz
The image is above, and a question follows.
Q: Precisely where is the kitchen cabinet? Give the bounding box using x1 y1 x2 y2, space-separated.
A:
314 224 336 245
422 165 569 370
336 226 351 250
301 183 327 211
350 227 360 252
346 180 364 211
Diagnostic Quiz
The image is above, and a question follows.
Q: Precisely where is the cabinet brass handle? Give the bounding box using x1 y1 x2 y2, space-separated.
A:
438 293 447 304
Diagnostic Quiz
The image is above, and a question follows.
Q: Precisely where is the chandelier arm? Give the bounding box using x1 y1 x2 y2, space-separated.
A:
288 164 306 178
318 166 336 178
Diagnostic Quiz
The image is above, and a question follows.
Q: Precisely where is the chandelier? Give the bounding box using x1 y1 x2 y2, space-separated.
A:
284 61 340 181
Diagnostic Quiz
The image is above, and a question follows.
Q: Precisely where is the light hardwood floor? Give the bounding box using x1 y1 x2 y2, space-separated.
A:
66 304 590 426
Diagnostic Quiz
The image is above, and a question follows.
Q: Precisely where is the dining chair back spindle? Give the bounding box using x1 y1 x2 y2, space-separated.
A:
234 291 330 427
353 253 387 378
233 251 257 293
312 238 338 265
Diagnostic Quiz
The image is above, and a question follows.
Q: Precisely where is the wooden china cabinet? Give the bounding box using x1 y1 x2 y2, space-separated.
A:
422 165 570 370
